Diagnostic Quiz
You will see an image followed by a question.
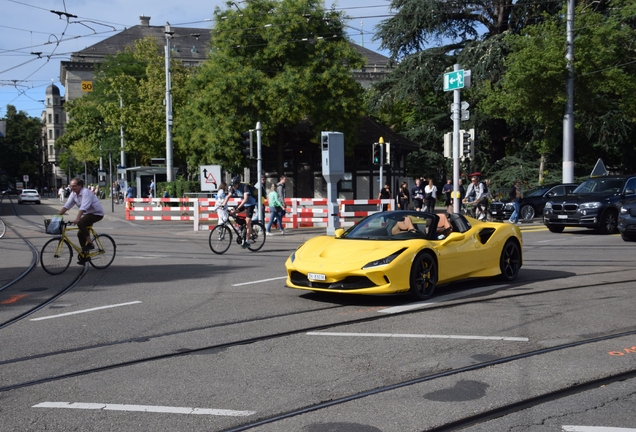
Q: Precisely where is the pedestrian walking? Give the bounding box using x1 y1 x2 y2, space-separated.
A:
424 179 437 213
411 179 425 211
266 183 285 234
276 175 287 233
442 179 453 215
508 180 523 223
397 182 410 210
378 183 392 211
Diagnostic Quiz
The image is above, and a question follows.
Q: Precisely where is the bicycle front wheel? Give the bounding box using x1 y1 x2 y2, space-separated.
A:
0 219 5 238
209 225 232 254
90 234 116 269
248 221 266 252
41 238 72 275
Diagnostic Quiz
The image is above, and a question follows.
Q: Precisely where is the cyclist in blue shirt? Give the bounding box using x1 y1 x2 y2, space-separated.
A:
229 176 256 248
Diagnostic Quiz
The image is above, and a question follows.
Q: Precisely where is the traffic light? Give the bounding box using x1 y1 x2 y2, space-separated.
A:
385 142 391 165
241 131 252 158
372 143 382 165
460 128 475 160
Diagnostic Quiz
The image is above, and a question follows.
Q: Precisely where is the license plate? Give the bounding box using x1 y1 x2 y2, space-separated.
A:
307 273 326 281
558 215 568 219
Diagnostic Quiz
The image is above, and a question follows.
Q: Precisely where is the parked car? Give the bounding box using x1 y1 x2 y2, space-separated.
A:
618 200 636 241
285 211 522 301
490 183 578 221
17 189 41 204
543 175 636 234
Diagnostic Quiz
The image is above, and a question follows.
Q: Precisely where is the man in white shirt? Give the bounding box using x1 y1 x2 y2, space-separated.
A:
58 178 105 263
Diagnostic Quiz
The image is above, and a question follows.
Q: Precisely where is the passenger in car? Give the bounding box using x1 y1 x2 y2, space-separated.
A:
436 213 453 238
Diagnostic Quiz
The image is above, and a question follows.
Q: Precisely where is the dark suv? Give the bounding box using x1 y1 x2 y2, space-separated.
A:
543 175 636 234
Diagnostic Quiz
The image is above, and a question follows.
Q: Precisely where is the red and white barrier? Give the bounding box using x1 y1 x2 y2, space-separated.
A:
125 197 395 230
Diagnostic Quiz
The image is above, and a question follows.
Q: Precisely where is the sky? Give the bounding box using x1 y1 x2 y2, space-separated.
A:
0 0 395 119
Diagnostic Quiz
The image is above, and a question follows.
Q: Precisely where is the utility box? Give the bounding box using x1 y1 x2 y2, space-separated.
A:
321 132 344 180
321 132 345 235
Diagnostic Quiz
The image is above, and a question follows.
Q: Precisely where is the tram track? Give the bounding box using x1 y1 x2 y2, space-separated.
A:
0 197 88 329
2 273 634 392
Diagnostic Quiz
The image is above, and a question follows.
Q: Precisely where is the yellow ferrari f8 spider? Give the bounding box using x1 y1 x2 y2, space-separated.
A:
285 211 522 301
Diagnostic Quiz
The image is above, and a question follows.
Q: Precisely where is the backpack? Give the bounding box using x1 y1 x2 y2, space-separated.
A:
481 182 488 194
238 183 259 200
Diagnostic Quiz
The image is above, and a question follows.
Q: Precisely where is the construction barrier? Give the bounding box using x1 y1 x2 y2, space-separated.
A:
125 197 395 231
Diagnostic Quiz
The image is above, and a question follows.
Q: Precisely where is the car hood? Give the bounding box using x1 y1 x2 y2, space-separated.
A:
295 235 413 265
550 193 617 203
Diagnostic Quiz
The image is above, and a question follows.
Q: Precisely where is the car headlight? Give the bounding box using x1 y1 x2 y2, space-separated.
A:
579 202 602 209
620 207 628 214
505 203 514 210
544 202 552 209
362 248 406 269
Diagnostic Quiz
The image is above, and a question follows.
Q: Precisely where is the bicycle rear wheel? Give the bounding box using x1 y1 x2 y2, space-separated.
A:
41 238 72 275
209 225 232 254
247 221 266 252
90 234 116 269
0 219 5 238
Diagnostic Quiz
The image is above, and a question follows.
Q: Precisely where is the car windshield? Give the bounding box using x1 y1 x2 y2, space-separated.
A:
525 187 550 198
573 178 624 195
343 212 435 240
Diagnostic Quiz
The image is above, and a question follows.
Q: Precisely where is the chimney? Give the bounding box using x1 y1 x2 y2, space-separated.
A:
139 16 150 26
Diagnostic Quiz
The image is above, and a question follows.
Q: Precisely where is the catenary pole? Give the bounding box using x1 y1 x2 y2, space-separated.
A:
563 0 575 183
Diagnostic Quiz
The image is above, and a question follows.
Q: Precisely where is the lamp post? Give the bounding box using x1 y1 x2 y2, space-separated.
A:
164 22 174 183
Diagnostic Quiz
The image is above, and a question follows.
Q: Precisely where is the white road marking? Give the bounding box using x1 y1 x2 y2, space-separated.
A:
32 402 255 417
126 256 171 259
307 332 528 342
232 276 287 286
379 285 509 314
563 427 636 432
30 301 142 321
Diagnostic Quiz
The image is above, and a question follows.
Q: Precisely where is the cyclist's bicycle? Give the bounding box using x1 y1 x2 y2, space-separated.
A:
41 218 116 275
0 218 5 239
208 211 266 254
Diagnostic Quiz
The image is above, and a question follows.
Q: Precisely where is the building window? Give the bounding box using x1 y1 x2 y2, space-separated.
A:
55 114 59 124
49 145 55 157
48 129 53 139
47 98 51 106
48 114 52 123
55 129 59 138
340 173 353 192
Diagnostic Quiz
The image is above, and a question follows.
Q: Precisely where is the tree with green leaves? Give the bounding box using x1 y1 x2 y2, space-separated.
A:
59 37 191 170
175 0 366 175
0 105 43 185
479 0 636 178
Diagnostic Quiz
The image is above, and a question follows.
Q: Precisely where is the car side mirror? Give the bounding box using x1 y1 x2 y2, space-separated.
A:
625 189 635 195
334 228 345 238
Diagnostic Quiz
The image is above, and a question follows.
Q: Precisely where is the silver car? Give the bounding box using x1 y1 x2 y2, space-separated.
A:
18 189 41 204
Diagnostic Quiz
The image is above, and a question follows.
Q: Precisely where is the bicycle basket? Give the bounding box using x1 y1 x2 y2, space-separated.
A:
44 217 63 235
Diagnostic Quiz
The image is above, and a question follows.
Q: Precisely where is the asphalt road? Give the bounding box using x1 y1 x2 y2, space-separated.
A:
1 196 635 432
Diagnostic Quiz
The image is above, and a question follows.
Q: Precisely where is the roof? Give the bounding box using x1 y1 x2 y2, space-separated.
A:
356 117 418 150
70 24 211 64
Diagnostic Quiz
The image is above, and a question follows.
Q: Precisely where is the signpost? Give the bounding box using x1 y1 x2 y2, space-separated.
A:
199 165 222 192
443 70 464 91
444 65 471 214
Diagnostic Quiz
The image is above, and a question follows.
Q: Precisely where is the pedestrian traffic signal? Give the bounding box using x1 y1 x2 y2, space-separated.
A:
241 131 252 158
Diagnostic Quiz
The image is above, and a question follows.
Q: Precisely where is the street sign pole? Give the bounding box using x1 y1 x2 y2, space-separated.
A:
452 64 461 214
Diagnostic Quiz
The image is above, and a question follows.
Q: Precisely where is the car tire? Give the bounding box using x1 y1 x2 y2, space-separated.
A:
598 210 618 234
620 232 636 242
499 239 521 281
547 224 564 233
36 201 40 204
520 204 535 220
409 251 437 301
